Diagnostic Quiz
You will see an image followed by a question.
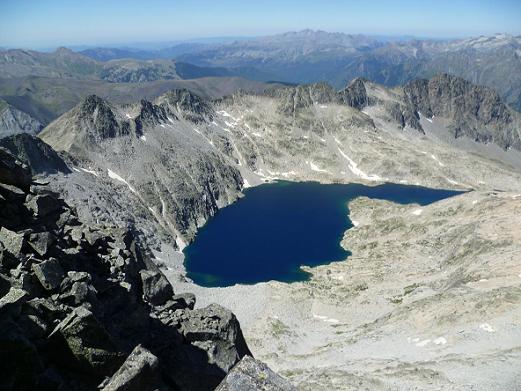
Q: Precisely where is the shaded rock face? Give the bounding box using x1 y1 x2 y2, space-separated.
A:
156 88 214 123
339 77 372 110
216 356 296 391
78 95 128 142
0 133 70 174
402 74 521 149
100 345 159 391
0 146 32 191
133 100 168 135
0 100 43 138
273 82 339 114
0 149 252 391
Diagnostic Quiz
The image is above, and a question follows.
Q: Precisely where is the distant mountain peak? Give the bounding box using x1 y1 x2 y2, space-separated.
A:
156 89 213 122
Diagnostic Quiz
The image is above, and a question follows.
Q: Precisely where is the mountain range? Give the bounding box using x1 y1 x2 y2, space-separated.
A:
65 30 521 111
2 30 521 391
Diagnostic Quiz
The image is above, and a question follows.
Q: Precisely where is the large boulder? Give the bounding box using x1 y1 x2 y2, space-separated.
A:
0 227 26 258
100 345 160 391
139 269 173 306
216 356 296 391
48 306 125 377
177 303 251 369
0 147 32 191
32 259 64 291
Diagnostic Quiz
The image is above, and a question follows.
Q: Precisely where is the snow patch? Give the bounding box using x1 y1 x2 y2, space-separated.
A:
430 154 445 167
107 169 136 194
411 209 423 216
337 148 382 181
140 135 147 142
309 161 329 173
351 220 359 227
243 179 251 188
433 337 447 345
479 323 495 333
445 177 459 185
217 110 234 119
80 168 98 177
313 314 339 323
415 339 431 347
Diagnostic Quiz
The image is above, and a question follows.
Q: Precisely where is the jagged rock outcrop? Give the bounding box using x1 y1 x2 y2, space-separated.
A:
401 74 521 149
0 100 43 138
271 82 339 115
99 345 160 391
156 88 214 123
39 95 129 155
0 148 253 390
339 77 372 110
0 146 33 191
0 133 70 174
133 100 168 135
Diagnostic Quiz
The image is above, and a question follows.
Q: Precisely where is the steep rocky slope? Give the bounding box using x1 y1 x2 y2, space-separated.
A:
39 91 244 247
0 133 70 174
0 148 290 391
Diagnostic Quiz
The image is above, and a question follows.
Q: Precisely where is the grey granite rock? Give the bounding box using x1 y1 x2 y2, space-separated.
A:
139 269 174 306
49 306 124 376
100 345 160 391
0 227 26 258
31 259 64 290
216 356 296 391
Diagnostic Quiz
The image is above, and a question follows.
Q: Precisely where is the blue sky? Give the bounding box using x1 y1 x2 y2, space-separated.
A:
1 0 520 48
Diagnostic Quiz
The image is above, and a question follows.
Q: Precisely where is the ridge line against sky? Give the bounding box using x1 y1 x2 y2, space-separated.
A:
0 0 520 49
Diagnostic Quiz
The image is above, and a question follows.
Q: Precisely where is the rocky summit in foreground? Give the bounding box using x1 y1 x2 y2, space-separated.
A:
0 147 290 390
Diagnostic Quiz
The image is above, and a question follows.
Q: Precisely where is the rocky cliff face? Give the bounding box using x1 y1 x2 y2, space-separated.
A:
401 74 520 149
0 147 263 391
270 82 339 115
0 133 70 175
338 77 372 110
0 100 43 138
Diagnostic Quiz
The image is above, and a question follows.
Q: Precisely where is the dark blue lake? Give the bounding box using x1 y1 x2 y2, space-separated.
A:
184 181 463 287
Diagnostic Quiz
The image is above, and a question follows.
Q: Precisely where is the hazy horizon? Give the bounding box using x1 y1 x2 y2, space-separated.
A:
1 0 520 49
